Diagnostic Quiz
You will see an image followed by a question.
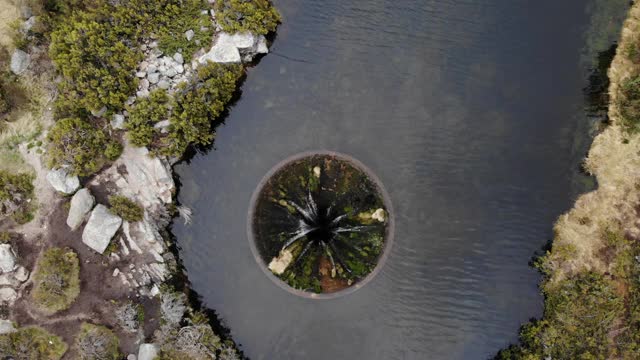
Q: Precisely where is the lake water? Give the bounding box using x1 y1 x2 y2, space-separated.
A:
173 1 628 358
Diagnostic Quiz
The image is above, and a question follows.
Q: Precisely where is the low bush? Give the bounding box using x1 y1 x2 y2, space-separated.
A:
0 325 68 360
160 62 243 157
0 170 35 224
115 301 144 333
74 323 120 360
126 89 170 147
108 195 144 222
496 272 624 359
214 0 281 35
32 247 80 314
150 0 214 61
47 117 120 176
618 73 640 132
49 4 143 114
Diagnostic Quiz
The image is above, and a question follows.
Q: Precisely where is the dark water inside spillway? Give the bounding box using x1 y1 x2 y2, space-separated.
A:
173 1 629 359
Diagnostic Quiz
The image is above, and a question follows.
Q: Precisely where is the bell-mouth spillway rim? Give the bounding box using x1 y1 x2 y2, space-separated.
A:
247 150 395 299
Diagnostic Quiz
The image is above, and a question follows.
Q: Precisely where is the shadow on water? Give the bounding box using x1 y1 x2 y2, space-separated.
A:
164 222 249 359
493 37 624 360
160 38 287 359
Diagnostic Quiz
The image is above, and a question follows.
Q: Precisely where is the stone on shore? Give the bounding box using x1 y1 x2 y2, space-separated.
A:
138 343 159 360
67 188 96 230
0 245 16 273
198 34 241 63
0 288 17 303
82 205 122 254
0 319 15 334
111 114 126 129
10 49 30 75
197 32 269 65
46 168 80 194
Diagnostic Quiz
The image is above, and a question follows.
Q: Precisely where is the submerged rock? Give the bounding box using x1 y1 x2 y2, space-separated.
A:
82 205 122 254
46 168 80 194
10 49 30 75
67 188 96 230
0 245 16 273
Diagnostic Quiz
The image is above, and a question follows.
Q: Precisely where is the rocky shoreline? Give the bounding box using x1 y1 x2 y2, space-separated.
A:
0 1 279 358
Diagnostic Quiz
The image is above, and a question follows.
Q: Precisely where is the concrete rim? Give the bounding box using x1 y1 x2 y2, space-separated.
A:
247 150 395 299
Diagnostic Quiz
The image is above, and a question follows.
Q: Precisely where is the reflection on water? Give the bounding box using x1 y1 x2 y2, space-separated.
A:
173 0 628 359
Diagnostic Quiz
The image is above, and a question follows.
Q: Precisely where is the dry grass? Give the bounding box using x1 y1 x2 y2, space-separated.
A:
0 0 19 49
547 2 640 286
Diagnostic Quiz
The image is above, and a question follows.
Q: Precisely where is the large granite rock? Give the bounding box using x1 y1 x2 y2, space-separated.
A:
10 49 30 75
113 145 174 207
46 168 80 194
0 319 15 334
0 244 16 273
198 32 269 65
67 188 95 230
0 288 17 303
82 205 122 254
138 343 159 360
198 33 241 63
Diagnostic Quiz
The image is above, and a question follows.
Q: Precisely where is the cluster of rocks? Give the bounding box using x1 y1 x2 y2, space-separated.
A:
0 244 29 305
132 42 193 100
88 144 175 296
45 143 175 297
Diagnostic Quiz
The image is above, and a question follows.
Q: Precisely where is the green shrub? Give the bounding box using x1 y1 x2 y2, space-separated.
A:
47 117 120 176
104 142 123 161
618 73 640 132
150 0 214 61
160 62 243 157
49 3 143 114
32 247 80 314
0 170 35 224
497 272 623 359
0 326 68 360
214 0 281 35
109 195 144 222
0 80 9 117
126 89 170 147
74 323 120 360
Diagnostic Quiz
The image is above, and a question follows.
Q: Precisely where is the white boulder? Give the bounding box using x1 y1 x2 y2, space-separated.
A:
82 205 122 254
13 265 29 282
0 288 17 303
185 29 195 41
111 114 126 130
47 168 80 194
10 49 30 75
0 245 16 273
198 36 241 64
0 319 15 334
138 343 159 360
67 188 96 230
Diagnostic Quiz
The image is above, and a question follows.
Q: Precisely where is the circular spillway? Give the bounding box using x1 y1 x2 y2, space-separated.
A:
248 151 394 299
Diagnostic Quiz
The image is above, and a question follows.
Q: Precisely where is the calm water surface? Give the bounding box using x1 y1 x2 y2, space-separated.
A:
173 1 628 358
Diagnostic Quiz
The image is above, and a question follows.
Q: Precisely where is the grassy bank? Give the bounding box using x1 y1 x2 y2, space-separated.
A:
498 2 640 359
